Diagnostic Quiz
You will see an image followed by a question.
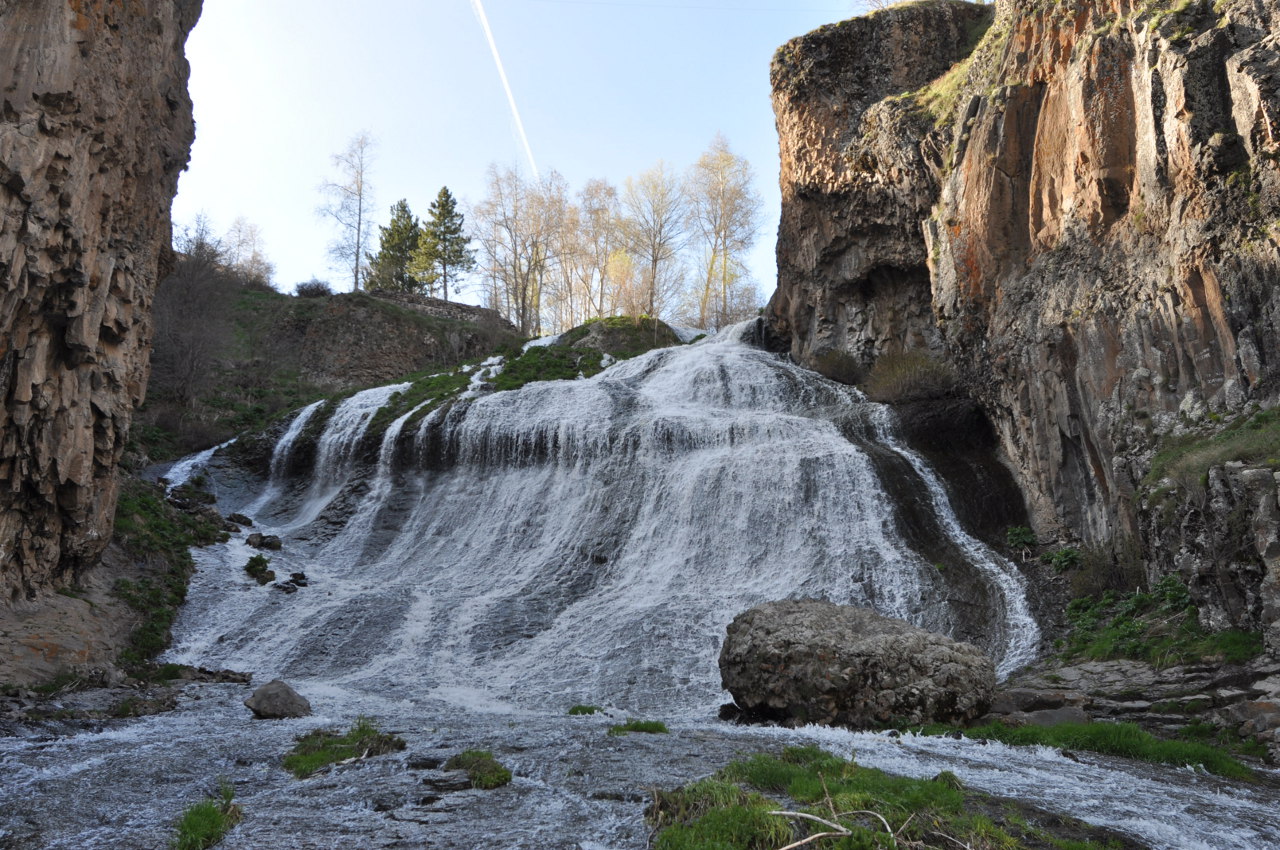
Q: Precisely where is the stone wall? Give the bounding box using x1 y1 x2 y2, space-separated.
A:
0 0 202 602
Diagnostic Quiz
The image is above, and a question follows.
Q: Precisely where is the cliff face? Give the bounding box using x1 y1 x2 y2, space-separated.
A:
771 0 1280 648
0 0 201 602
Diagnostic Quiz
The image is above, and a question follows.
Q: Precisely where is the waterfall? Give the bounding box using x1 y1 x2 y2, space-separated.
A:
166 321 1036 710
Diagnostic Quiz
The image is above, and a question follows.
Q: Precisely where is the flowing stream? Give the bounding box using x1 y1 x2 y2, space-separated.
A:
2 322 1277 849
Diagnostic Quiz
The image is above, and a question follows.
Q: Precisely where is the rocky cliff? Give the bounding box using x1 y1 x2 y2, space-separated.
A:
0 0 201 603
771 0 1280 650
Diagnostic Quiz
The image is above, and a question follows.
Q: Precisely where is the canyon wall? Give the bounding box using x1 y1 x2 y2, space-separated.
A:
770 0 1280 647
0 0 202 602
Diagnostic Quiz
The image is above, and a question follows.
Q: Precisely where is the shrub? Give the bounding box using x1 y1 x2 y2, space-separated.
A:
861 349 959 403
282 717 405 778
608 719 669 736
444 749 512 789
1042 547 1082 573
171 781 242 850
244 554 275 586
294 278 332 298
1005 526 1036 550
811 349 862 385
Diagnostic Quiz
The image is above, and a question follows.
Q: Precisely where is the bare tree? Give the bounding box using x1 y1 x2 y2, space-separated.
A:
224 216 275 288
319 132 375 292
472 165 563 336
620 161 687 319
686 134 762 330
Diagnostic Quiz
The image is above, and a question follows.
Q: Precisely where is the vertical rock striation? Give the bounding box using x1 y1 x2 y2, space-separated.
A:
771 0 1280 649
0 0 201 602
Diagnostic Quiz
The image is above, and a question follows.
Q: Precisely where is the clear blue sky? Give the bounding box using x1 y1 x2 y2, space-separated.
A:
172 0 867 305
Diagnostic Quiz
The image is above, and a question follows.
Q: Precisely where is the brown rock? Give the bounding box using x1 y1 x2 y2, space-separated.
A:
0 1 202 603
244 679 312 719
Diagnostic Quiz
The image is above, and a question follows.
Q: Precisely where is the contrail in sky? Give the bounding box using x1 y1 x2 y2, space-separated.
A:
470 0 539 179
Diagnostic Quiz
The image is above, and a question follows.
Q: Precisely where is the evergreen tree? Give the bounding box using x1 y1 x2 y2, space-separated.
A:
410 186 475 300
366 199 421 292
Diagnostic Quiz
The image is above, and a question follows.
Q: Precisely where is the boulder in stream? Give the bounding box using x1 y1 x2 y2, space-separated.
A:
719 599 994 728
244 679 311 719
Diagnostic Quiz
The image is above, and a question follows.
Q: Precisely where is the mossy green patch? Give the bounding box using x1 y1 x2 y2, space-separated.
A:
568 704 603 715
282 717 406 778
1144 406 1280 493
607 719 669 736
112 479 228 671
650 746 1129 850
1063 575 1263 668
443 749 513 789
963 720 1255 781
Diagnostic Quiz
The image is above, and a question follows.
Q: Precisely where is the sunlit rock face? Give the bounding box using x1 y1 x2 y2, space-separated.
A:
0 0 201 601
771 0 1280 647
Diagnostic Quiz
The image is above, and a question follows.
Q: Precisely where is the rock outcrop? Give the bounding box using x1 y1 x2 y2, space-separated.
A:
0 0 202 602
770 0 1280 646
719 599 996 728
244 679 312 719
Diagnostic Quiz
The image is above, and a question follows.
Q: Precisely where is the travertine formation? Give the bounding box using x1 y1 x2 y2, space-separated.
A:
0 0 201 602
720 599 996 728
770 0 1280 648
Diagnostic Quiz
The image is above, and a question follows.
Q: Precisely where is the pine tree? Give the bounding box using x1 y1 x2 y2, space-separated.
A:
366 199 421 293
410 186 475 301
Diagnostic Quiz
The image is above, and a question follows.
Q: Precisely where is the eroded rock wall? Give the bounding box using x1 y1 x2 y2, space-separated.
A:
1 0 201 602
772 0 1280 649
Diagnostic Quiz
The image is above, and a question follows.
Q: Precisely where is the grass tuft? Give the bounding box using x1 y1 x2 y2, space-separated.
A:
171 780 242 850
861 349 958 403
607 718 670 736
964 720 1256 781
568 704 603 715
281 717 406 779
443 749 513 789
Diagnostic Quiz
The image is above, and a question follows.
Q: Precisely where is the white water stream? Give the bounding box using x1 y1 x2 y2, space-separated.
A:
1 322 1276 848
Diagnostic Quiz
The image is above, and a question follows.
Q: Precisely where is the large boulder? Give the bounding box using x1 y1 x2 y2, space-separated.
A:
719 599 995 728
244 679 311 719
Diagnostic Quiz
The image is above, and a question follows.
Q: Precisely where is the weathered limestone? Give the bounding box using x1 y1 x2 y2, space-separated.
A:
719 599 996 728
0 0 202 602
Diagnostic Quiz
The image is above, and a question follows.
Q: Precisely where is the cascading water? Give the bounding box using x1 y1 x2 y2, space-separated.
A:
2 322 1277 849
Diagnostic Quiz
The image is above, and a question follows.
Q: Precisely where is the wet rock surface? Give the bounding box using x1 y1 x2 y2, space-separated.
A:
720 599 996 728
991 656 1280 760
244 679 311 719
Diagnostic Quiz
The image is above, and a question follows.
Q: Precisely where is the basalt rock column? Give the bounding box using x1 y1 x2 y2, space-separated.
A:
0 0 202 601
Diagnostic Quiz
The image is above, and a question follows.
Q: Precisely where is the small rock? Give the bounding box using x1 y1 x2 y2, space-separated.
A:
246 533 282 550
228 513 253 526
244 679 311 718
273 582 298 594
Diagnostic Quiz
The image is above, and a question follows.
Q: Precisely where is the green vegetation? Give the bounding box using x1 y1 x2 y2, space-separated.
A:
861 349 959 404
1063 575 1264 667
491 345 612 390
650 745 1125 850
1177 719 1270 760
904 5 1002 127
1042 546 1082 573
607 719 669 736
243 554 275 586
366 369 472 434
171 781 242 850
568 704 603 715
1005 525 1037 550
112 479 228 671
444 749 513 789
963 721 1255 781
281 717 406 779
1144 406 1280 495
